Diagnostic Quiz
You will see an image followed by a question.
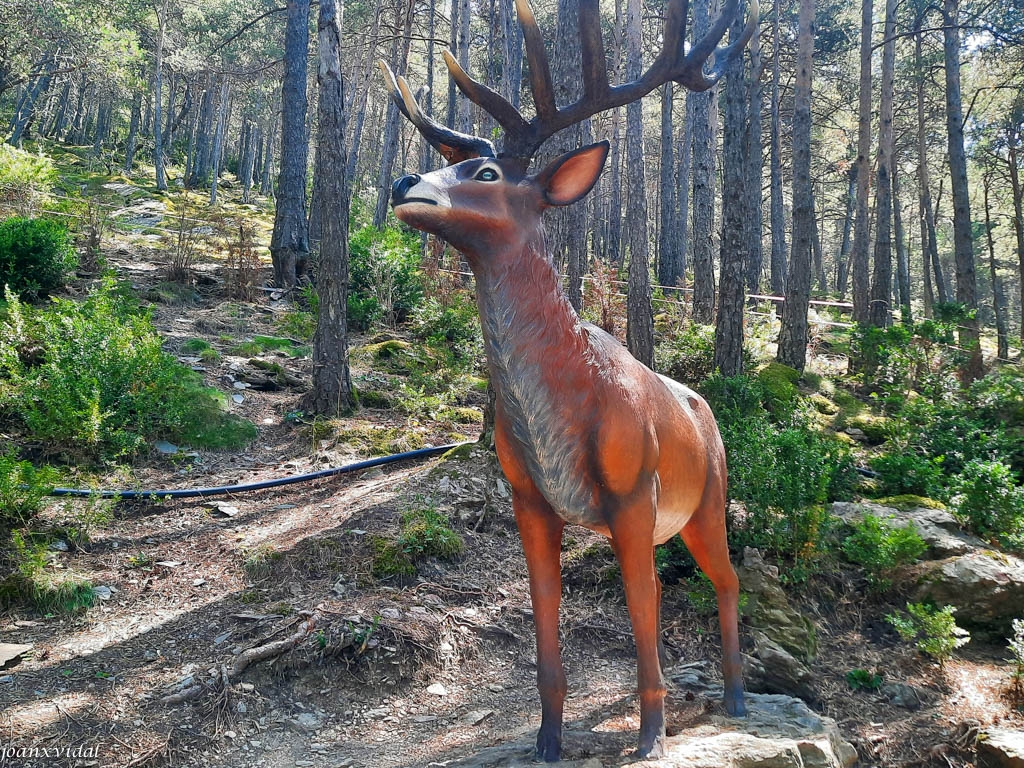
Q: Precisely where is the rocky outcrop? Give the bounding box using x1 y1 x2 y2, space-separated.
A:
978 728 1024 768
916 551 1024 633
736 549 817 663
446 663 857 767
831 501 985 559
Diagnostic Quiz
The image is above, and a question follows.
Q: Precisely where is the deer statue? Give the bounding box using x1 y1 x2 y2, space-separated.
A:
380 0 756 759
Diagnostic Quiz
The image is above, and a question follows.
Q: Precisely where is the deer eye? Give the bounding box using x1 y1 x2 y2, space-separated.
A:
475 167 500 182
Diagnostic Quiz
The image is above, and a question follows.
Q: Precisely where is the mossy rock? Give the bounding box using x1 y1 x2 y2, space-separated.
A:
362 339 411 359
874 495 947 511
355 387 395 410
355 340 437 376
756 362 800 414
808 392 839 416
441 406 482 424
845 413 890 443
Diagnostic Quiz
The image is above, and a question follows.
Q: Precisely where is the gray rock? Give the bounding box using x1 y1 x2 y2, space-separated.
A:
737 548 817 663
879 682 930 710
93 586 113 601
290 712 324 733
978 728 1024 768
743 636 816 703
831 502 984 558
447 664 855 767
916 551 1024 632
154 440 179 455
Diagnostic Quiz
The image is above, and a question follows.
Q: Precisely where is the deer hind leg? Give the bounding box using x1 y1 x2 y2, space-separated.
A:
679 478 746 717
609 504 667 759
512 491 567 763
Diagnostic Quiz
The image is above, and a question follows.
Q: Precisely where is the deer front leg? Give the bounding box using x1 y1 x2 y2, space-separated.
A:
609 502 667 759
513 489 567 763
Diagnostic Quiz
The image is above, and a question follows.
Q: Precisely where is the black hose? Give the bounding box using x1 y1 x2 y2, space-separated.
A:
48 442 470 500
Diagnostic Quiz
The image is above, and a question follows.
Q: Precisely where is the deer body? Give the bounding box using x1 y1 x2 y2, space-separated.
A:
379 0 755 757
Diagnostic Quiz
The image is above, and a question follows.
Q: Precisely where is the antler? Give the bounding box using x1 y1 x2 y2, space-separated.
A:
385 0 759 162
378 61 496 164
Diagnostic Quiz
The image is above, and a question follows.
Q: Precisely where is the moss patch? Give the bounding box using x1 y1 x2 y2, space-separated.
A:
874 495 947 511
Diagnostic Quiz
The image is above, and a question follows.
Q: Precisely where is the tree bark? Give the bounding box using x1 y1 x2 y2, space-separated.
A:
869 0 896 328
851 0 872 324
893 160 911 321
715 2 750 377
836 165 856 297
124 90 142 172
982 174 1009 361
153 0 168 191
624 0 653 366
373 0 414 229
1007 132 1024 344
676 91 694 280
777 0 814 371
691 0 717 323
269 0 311 289
658 82 679 287
606 0 625 265
769 0 787 296
304 0 354 415
942 0 983 380
745 17 764 293
209 76 231 205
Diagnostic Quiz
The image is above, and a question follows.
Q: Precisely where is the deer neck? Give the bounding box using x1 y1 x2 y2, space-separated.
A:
468 226 586 392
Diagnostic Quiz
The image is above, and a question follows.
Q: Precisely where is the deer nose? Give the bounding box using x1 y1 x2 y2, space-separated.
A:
391 174 420 204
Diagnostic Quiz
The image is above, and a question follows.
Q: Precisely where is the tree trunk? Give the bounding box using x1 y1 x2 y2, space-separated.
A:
269 0 311 289
372 0 414 229
124 90 142 172
260 118 277 196
715 2 750 377
851 0 872 324
209 76 231 205
769 0 787 296
241 124 258 204
624 0 652 366
745 18 764 293
1007 134 1024 344
658 82 679 287
676 91 694 280
778 0 814 371
942 0 983 380
456 0 472 134
810 189 826 293
983 174 1009 361
7 59 55 146
304 0 354 414
691 0 717 323
153 0 168 191
606 0 624 265
869 0 896 328
836 165 856 297
893 161 912 321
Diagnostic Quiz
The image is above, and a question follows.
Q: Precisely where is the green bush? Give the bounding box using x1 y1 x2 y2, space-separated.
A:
371 506 463 577
887 602 970 663
411 291 482 367
704 375 857 577
0 452 57 530
0 280 256 460
949 459 1024 547
0 144 56 215
846 668 883 691
0 217 78 299
841 514 927 590
348 226 423 331
657 323 717 384
869 452 946 499
1009 618 1024 697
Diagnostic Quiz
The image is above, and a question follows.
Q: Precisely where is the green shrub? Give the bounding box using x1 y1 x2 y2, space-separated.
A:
841 514 927 590
411 292 482 368
887 602 970 663
372 506 463 577
657 323 717 384
0 453 58 530
0 144 56 215
869 452 946 499
0 217 78 299
846 668 883 691
949 459 1024 547
0 280 256 460
348 226 423 330
756 362 801 417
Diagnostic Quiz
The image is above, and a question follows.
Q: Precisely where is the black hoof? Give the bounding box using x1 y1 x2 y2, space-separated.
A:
725 693 747 717
533 731 561 763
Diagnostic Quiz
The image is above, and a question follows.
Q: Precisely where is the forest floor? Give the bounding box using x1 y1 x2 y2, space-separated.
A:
1 155 1022 768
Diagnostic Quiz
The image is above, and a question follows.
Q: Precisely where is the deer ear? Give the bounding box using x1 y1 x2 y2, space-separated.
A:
534 141 610 206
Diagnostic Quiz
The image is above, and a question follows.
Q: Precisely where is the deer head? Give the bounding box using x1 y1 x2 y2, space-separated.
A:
389 143 610 258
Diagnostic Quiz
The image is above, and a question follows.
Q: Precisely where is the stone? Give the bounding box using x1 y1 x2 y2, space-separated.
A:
743 637 816 703
93 586 113 601
461 709 494 726
736 548 817 663
879 682 930 710
916 551 1024 632
155 440 179 455
978 729 1024 768
427 682 448 696
831 502 985 559
0 644 32 669
290 712 324 733
446 665 855 767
